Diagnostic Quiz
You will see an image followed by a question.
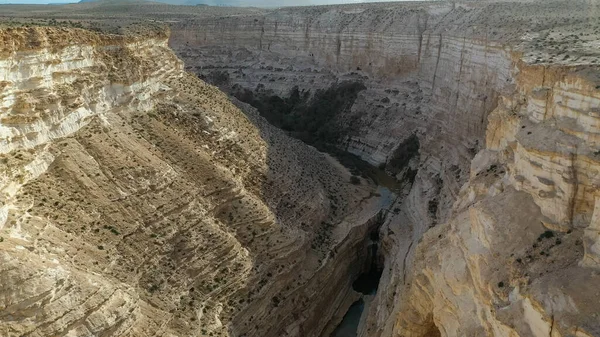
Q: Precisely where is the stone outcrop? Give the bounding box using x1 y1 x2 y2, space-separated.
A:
0 27 386 337
167 1 600 336
1 0 600 336
381 63 600 337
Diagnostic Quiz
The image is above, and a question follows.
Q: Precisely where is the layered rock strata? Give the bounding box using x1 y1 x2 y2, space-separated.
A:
167 1 600 336
1 0 600 336
0 27 385 337
368 63 600 337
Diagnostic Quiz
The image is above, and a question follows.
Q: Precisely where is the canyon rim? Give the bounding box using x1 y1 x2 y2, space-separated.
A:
1 0 600 336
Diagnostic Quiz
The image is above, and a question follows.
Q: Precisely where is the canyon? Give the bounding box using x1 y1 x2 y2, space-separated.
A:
1 0 600 336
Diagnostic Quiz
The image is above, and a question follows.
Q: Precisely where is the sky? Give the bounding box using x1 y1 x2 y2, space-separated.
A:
1 0 408 4
0 0 75 3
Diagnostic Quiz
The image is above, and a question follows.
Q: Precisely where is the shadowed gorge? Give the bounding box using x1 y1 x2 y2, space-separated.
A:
1 1 600 337
227 81 366 150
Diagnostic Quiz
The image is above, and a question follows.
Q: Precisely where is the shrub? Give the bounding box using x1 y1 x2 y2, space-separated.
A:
538 230 554 241
232 82 366 149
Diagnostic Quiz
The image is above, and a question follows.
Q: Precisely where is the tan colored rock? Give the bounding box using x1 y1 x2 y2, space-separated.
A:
0 27 384 337
382 61 600 337
2 1 600 336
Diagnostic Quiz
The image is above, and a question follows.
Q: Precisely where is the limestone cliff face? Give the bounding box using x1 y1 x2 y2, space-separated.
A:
2 1 600 336
372 62 600 337
169 1 516 230
167 1 600 336
0 27 383 337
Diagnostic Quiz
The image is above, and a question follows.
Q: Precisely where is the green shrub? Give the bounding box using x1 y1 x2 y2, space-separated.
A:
537 230 554 241
232 82 366 149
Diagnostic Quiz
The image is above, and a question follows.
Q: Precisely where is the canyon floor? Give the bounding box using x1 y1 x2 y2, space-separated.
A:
1 1 600 337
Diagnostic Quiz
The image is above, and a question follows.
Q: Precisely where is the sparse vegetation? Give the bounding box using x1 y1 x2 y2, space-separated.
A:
538 230 555 241
0 1 598 336
230 82 366 149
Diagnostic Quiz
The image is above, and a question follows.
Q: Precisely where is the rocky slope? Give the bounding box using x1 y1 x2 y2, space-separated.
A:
389 63 600 337
1 1 600 336
0 27 387 337
166 1 600 336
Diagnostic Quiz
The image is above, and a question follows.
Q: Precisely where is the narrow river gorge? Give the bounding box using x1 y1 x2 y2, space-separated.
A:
331 221 385 337
1 1 600 337
170 1 600 334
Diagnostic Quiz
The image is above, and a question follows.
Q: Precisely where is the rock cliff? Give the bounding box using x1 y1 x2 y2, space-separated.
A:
0 27 385 337
167 1 600 336
1 0 600 336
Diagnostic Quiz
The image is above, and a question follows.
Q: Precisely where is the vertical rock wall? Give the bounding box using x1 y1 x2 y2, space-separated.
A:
168 1 600 336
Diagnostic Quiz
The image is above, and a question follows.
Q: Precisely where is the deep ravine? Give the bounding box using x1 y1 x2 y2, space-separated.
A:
330 209 386 337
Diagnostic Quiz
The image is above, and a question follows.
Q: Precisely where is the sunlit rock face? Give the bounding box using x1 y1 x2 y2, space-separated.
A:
168 1 600 336
0 27 385 337
170 2 516 242
1 1 600 336
389 62 600 337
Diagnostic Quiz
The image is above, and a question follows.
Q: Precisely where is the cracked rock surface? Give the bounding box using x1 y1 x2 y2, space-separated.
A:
1 1 600 336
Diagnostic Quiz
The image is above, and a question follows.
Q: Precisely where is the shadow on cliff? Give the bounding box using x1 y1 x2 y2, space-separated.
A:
205 71 418 192
193 54 421 337
216 79 415 337
203 71 366 151
199 75 391 336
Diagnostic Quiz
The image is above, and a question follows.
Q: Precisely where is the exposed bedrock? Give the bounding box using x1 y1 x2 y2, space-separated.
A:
169 1 515 235
1 1 600 336
167 1 600 336
0 27 391 337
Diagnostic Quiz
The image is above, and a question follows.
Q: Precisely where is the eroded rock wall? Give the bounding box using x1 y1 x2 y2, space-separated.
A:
169 1 517 229
167 1 600 336
1 1 600 336
0 27 385 337
383 62 600 337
